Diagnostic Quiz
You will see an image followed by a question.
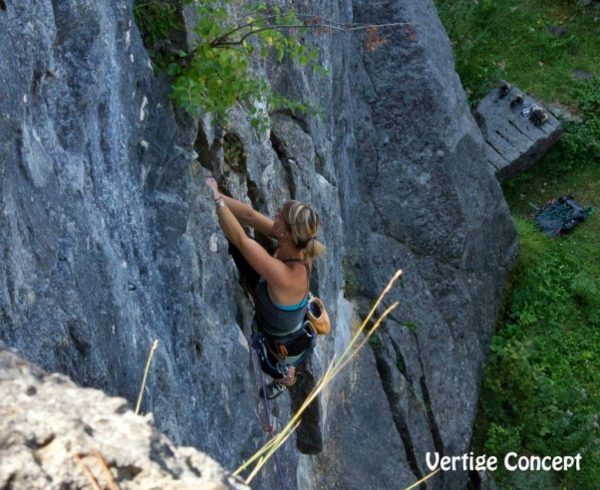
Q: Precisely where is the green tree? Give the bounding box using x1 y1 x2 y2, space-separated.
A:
135 0 411 129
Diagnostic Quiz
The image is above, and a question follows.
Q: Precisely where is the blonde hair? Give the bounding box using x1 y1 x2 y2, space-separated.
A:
280 200 325 261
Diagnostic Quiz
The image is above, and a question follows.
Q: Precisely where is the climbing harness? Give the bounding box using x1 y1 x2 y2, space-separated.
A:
252 331 291 381
252 324 315 381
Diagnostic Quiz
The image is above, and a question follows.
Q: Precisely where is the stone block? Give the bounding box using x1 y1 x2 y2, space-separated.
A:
474 82 563 181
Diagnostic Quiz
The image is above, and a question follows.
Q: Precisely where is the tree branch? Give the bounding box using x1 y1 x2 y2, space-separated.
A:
212 21 412 48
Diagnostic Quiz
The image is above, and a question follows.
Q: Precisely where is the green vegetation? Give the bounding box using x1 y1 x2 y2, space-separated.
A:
436 0 600 104
134 0 325 128
223 133 246 172
342 254 362 297
133 0 191 70
481 217 600 488
436 1 599 488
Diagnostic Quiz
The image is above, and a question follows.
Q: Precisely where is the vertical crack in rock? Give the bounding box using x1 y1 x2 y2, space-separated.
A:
220 132 268 234
194 126 265 217
271 109 309 134
193 125 220 174
223 133 247 175
269 131 296 200
419 376 446 485
415 336 445 460
245 176 264 210
371 330 423 482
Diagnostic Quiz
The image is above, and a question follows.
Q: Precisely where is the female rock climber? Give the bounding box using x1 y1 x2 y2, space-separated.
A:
205 177 325 400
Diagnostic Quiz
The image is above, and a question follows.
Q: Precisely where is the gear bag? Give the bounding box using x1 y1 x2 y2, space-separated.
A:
534 196 591 237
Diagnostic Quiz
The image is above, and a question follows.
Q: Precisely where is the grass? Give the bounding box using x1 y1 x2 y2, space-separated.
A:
436 1 600 489
436 0 600 104
479 216 600 488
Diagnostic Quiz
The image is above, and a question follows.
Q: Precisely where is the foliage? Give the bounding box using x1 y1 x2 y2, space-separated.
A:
480 218 600 488
223 133 246 172
134 0 326 129
435 0 600 104
342 254 361 297
436 1 600 489
561 80 600 163
133 0 192 70
484 423 521 456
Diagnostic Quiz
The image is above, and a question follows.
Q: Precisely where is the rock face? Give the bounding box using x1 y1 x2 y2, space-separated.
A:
474 83 563 181
0 343 247 490
337 2 518 488
0 1 518 489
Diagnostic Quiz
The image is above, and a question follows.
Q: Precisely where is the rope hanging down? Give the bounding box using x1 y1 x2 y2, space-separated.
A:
251 336 287 490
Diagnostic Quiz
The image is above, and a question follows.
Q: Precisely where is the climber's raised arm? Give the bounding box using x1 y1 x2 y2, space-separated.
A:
205 177 274 237
205 177 293 287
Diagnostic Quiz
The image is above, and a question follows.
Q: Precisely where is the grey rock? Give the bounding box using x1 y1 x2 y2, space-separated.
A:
289 358 324 455
374 324 439 478
0 0 266 484
316 346 417 489
546 24 567 37
474 82 563 181
0 0 519 489
343 1 518 488
547 102 583 124
577 0 594 7
0 343 247 490
479 470 500 490
572 69 595 81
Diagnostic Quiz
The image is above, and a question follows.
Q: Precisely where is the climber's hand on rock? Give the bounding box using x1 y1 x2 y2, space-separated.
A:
205 177 221 200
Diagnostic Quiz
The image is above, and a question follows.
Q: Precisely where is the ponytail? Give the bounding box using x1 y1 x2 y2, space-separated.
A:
280 200 325 261
305 238 326 261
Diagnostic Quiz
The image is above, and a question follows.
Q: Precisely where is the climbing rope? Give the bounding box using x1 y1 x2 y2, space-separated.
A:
251 336 287 490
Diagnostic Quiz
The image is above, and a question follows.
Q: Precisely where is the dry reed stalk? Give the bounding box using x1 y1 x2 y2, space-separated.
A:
91 448 119 490
73 453 102 490
402 468 441 490
234 270 403 483
135 339 159 415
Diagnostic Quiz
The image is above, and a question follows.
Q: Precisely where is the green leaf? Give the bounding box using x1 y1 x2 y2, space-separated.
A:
135 0 328 130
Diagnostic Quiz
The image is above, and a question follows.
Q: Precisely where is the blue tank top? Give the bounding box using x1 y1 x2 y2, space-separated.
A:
254 260 310 337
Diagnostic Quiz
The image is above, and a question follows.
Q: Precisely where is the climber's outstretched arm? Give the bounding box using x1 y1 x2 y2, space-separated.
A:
213 200 292 288
206 178 274 237
220 195 274 237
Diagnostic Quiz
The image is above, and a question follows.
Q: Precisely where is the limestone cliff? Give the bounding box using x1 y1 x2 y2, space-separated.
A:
0 343 248 490
0 1 517 489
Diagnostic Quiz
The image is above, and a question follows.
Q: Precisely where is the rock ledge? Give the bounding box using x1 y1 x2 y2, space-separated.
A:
0 344 247 490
